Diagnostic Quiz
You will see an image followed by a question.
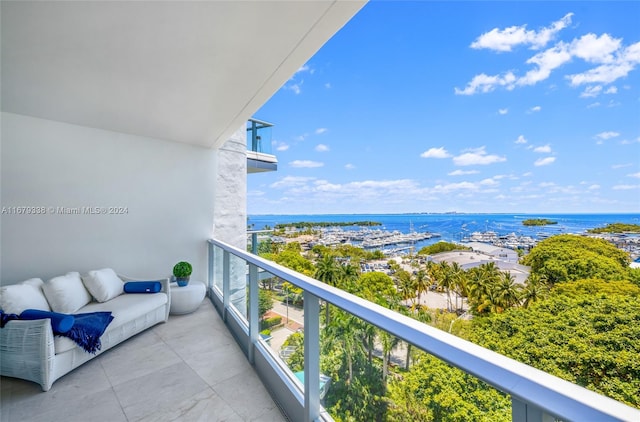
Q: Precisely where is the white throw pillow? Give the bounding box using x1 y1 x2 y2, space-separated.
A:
0 278 51 314
82 268 124 303
43 272 92 313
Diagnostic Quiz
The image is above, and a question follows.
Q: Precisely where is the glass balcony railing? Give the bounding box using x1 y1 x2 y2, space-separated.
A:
207 237 640 422
247 118 273 155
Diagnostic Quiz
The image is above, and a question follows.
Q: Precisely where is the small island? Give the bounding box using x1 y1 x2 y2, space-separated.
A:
275 221 382 230
522 218 558 226
587 223 640 234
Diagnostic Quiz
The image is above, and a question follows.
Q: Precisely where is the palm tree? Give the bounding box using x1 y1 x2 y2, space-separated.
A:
340 262 359 287
521 273 549 308
494 272 523 312
379 329 400 392
315 254 341 323
449 262 466 312
466 262 501 314
396 270 416 308
323 309 365 385
437 261 455 311
414 269 430 306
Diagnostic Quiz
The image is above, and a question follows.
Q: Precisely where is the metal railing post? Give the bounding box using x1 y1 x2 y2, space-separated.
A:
251 119 258 151
251 232 258 255
248 263 259 363
304 291 320 422
222 250 230 321
207 241 214 292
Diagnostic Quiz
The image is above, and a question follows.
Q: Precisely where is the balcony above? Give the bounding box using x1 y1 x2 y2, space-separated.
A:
247 118 278 174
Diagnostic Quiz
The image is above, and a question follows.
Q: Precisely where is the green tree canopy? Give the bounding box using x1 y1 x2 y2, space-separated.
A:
356 272 399 305
587 223 640 233
521 234 630 284
386 352 510 422
418 241 470 255
273 249 315 276
469 279 640 407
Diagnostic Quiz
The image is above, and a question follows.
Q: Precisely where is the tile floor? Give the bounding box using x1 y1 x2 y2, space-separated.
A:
0 300 286 422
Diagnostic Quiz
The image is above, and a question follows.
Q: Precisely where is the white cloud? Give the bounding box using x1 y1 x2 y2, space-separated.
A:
628 172 640 179
580 85 603 98
284 64 314 94
523 172 533 177
289 160 324 168
534 156 556 166
315 128 328 135
453 147 507 166
294 64 311 76
324 83 331 89
270 176 316 189
470 13 573 52
274 141 290 152
515 135 528 144
454 72 516 95
518 42 572 86
570 33 621 63
595 131 620 140
345 163 355 170
613 184 640 190
448 169 480 176
285 82 303 95
612 163 632 169
315 144 329 152
606 100 621 108
498 108 509 115
461 18 640 95
588 184 601 190
587 102 601 108
529 106 542 113
567 41 640 86
604 86 618 94
533 144 552 153
420 147 452 159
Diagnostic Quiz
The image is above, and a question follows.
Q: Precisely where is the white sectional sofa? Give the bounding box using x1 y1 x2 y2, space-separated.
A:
0 269 171 391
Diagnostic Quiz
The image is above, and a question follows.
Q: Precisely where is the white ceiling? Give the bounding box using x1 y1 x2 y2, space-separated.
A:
1 1 365 149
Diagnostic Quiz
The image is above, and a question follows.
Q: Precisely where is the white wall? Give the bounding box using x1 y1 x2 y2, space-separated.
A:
1 112 226 284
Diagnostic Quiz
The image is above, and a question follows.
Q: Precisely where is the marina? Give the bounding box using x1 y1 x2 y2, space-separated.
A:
254 213 640 258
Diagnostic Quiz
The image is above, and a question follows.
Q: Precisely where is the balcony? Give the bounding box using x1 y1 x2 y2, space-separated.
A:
247 118 278 174
2 239 639 422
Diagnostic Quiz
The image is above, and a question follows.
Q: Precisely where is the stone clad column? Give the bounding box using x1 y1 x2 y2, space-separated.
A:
213 125 247 316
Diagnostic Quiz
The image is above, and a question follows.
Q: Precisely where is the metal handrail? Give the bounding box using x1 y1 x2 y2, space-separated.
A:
208 238 640 422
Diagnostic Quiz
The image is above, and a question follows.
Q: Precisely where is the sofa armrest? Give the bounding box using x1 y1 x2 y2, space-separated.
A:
119 275 171 321
0 318 55 391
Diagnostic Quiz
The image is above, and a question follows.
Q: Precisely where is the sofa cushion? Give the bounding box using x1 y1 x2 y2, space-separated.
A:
43 272 92 314
78 292 167 330
0 278 51 314
82 268 124 302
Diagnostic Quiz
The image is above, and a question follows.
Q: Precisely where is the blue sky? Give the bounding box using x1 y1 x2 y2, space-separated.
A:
248 1 640 215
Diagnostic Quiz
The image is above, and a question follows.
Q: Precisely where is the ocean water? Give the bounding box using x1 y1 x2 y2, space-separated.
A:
248 213 640 251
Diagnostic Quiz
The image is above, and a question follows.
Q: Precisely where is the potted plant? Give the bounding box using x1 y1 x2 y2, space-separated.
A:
173 261 192 287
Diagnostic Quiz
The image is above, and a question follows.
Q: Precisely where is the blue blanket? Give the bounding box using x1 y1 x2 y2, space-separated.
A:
0 310 113 354
65 312 114 354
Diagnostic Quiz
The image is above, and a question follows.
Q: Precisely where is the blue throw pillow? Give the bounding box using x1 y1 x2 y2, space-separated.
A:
123 281 161 294
20 309 75 334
